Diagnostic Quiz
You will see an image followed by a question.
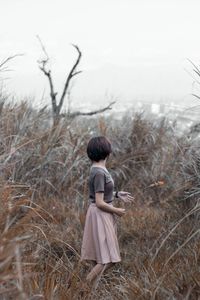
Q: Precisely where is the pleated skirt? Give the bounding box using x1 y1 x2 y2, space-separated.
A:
81 203 121 264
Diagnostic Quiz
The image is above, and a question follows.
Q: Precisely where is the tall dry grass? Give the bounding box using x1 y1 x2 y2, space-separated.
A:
1 99 200 299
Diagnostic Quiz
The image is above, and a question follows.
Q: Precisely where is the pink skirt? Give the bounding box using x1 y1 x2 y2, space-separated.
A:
81 203 121 264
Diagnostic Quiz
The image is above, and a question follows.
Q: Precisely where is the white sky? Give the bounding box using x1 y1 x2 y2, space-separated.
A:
1 0 200 107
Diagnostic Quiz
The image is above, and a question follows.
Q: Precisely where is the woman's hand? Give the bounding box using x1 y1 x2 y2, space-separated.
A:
118 191 134 203
114 208 126 217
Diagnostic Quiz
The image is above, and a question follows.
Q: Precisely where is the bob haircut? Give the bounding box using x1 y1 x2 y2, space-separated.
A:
87 136 112 162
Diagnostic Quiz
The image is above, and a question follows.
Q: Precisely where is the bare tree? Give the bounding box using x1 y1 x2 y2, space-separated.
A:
37 37 115 126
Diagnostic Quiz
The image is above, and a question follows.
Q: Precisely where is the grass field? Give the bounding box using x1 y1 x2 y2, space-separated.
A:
1 100 200 299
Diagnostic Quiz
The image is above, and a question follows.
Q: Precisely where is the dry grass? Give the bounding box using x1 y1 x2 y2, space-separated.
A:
1 99 200 299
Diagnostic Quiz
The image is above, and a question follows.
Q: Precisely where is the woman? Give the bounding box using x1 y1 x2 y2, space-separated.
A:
81 136 134 285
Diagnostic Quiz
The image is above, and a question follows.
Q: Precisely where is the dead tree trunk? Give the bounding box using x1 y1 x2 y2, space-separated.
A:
37 37 115 127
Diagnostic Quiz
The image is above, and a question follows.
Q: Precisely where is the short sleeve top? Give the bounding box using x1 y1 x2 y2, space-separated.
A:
89 166 114 203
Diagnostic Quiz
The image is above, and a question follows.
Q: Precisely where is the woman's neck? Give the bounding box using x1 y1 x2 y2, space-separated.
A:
92 160 106 169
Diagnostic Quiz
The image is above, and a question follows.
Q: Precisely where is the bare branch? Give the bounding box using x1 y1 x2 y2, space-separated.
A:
37 41 114 124
36 35 49 60
58 44 82 114
73 70 82 77
37 36 57 114
60 101 116 119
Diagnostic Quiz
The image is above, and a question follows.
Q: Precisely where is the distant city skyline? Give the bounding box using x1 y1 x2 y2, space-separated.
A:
1 0 200 108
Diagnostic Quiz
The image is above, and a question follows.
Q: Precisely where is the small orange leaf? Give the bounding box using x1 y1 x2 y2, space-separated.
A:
149 181 165 188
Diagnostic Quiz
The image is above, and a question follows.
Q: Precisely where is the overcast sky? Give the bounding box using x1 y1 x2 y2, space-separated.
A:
1 0 200 107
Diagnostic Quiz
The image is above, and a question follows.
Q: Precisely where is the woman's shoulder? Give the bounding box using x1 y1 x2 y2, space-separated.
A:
90 167 113 183
90 167 107 177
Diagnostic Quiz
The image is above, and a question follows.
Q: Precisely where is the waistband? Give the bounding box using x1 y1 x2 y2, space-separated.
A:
89 203 113 209
89 200 113 205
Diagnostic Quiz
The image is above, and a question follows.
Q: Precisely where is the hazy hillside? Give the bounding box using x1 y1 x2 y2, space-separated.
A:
8 61 196 109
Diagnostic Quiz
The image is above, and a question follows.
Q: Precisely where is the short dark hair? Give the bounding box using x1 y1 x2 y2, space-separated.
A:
87 136 112 162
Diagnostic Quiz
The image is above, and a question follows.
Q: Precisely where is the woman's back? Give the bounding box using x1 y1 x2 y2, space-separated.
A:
89 166 114 203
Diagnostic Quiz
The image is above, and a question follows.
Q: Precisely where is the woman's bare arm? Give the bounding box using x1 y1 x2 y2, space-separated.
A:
95 193 125 216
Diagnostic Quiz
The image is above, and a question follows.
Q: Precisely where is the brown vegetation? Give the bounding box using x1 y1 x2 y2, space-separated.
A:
0 99 200 299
